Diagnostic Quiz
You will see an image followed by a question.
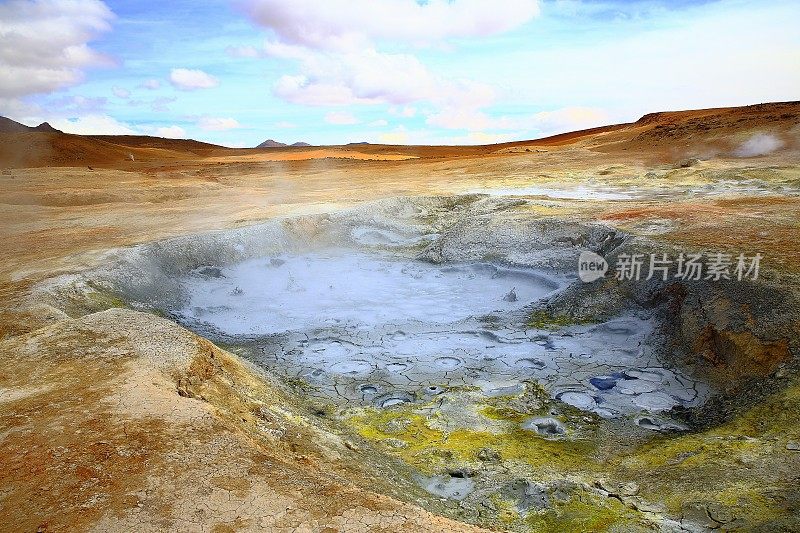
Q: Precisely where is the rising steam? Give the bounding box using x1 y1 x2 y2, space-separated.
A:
734 133 784 157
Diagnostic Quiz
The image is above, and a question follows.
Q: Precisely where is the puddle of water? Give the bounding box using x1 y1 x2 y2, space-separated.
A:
172 250 708 424
418 474 475 501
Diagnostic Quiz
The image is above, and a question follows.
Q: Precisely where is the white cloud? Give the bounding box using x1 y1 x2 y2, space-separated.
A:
378 126 408 145
274 121 296 128
48 114 136 135
156 125 186 138
112 86 130 99
48 94 108 114
140 79 160 90
270 47 495 115
0 96 41 120
238 0 538 129
389 105 416 118
197 117 240 130
372 126 522 146
526 107 609 136
487 2 800 123
368 119 388 127
446 131 519 145
428 106 608 135
169 68 219 90
324 111 359 125
238 0 540 50
150 96 175 112
0 0 114 99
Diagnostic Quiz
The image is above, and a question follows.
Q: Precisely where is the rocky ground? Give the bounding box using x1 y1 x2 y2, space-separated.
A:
1 103 799 531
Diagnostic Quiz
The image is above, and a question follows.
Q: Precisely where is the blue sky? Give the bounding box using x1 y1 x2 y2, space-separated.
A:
1 0 798 146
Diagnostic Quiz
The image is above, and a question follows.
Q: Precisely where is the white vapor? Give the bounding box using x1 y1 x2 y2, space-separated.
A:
734 133 785 157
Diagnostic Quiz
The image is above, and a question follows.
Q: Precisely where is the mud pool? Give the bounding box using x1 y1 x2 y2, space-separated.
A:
170 250 708 425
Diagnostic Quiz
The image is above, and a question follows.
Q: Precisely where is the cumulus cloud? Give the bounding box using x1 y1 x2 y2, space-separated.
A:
169 68 219 90
0 0 114 100
140 79 160 90
0 96 42 121
734 133 784 157
197 117 240 130
324 111 359 125
237 0 540 50
156 125 186 138
270 46 496 118
237 0 540 132
48 114 136 135
112 86 129 99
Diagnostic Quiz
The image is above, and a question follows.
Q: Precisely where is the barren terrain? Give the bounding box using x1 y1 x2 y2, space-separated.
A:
1 102 799 532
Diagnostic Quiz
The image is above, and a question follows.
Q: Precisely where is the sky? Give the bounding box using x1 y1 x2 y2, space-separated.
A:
0 0 798 147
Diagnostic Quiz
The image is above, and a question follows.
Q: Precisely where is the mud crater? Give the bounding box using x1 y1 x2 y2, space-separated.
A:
168 248 707 424
49 196 718 431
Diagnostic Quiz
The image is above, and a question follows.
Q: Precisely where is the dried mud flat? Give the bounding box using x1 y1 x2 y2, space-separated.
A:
1 103 800 532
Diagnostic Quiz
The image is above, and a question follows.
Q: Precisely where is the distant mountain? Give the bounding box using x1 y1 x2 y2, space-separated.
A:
0 116 61 134
256 139 312 148
256 139 287 148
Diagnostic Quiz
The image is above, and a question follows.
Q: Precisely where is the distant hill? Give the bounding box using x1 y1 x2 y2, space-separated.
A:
0 116 61 134
34 122 59 132
2 100 798 167
256 139 312 148
256 139 287 148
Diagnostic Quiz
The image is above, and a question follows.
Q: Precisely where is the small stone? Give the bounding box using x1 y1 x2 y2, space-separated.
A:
382 438 408 449
594 479 615 494
681 502 719 529
381 418 411 434
706 503 734 524
523 417 566 438
477 447 501 462
502 288 518 302
786 441 800 451
196 266 223 278
620 482 639 496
